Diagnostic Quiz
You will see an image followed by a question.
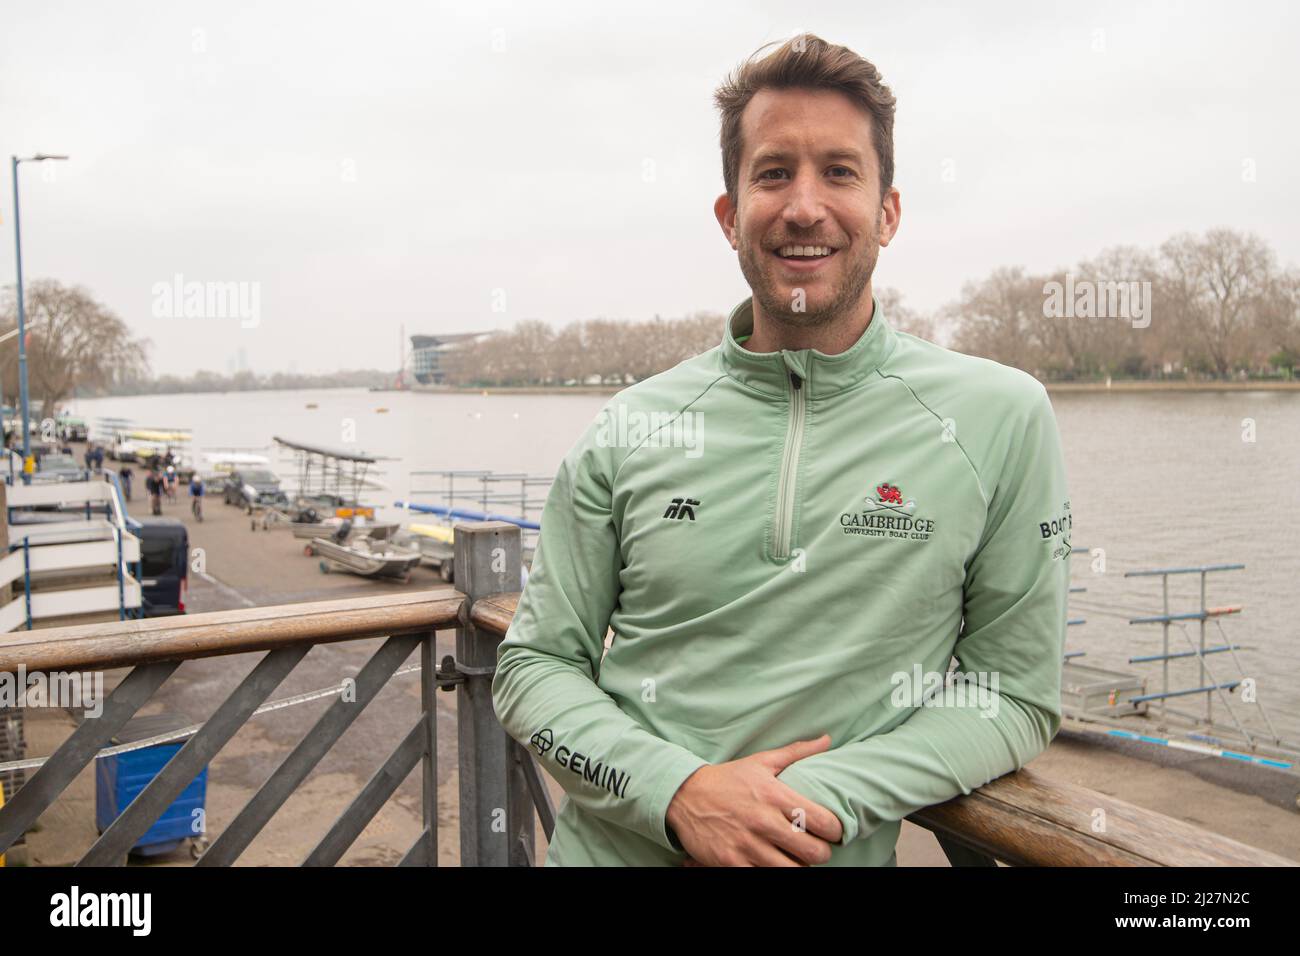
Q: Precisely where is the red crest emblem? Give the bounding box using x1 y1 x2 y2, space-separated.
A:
876 482 903 505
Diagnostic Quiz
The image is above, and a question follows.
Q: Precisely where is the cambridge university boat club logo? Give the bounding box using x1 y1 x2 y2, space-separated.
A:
840 481 937 542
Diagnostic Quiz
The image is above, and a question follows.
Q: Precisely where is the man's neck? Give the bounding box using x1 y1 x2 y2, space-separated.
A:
743 283 875 355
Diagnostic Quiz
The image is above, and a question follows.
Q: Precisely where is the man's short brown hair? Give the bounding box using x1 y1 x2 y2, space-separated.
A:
713 33 897 205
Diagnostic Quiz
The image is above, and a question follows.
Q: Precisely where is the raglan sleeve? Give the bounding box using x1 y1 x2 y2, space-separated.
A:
775 380 1071 848
491 407 709 852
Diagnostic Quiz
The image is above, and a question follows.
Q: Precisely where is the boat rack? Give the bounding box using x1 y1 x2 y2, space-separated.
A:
407 470 550 541
1063 551 1300 770
408 470 552 524
272 436 393 510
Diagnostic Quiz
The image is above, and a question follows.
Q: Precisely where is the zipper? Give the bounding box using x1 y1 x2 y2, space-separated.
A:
773 369 806 559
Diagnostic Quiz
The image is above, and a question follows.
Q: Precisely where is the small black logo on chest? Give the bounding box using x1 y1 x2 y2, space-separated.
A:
663 497 700 520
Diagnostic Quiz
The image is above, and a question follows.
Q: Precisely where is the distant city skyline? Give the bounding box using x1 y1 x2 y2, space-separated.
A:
3 0 1296 376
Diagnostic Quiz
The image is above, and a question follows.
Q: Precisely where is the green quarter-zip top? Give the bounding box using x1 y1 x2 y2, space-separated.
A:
492 295 1072 866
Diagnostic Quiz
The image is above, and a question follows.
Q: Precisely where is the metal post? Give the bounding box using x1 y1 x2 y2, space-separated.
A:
1199 570 1209 725
453 520 528 866
21 538 31 630
115 526 125 621
10 157 30 471
1160 573 1169 722
420 632 438 866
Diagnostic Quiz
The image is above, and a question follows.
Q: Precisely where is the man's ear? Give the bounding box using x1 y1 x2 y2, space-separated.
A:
714 192 739 250
878 186 901 249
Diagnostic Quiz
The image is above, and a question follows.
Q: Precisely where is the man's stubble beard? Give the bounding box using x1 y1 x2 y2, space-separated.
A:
736 210 880 330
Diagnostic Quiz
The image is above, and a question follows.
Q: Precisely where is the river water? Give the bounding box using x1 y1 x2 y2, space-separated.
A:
67 387 1300 745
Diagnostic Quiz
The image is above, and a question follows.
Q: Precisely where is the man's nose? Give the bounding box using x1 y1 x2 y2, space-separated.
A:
782 172 828 229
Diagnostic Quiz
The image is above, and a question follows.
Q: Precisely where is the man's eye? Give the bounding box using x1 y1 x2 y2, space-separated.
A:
828 166 855 178
759 169 789 181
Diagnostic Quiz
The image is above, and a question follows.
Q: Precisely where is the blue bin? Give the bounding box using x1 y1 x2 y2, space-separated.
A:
95 713 207 857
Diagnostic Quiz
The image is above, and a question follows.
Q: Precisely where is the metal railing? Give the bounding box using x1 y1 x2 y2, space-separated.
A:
408 469 552 522
0 522 1292 867
405 469 551 556
1124 563 1295 758
0 475 143 629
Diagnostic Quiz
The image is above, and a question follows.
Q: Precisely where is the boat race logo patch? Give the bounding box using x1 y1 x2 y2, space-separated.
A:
840 481 937 542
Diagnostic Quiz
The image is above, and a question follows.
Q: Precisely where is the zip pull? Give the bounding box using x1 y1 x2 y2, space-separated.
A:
789 371 803 391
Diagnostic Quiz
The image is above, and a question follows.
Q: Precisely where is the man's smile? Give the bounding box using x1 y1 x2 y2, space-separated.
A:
770 244 840 274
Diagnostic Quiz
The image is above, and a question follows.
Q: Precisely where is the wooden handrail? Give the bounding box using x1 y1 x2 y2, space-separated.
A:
0 590 464 673
2 583 1291 867
911 768 1294 866
469 591 520 636
470 589 1295 867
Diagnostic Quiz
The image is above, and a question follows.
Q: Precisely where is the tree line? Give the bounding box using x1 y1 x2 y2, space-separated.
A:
438 228 1299 385
437 313 728 387
947 228 1299 380
434 290 941 387
0 281 393 413
107 367 393 395
6 228 1296 409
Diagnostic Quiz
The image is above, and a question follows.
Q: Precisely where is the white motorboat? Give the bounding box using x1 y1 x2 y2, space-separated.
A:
311 534 421 581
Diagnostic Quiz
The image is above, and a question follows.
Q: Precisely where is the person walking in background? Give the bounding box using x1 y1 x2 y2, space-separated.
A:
91 444 104 472
119 464 134 501
146 469 163 516
161 447 177 501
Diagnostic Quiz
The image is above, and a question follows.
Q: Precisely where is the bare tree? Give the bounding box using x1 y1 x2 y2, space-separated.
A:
949 267 1045 373
550 324 587 383
876 287 937 341
0 280 149 417
1047 246 1161 378
1253 265 1300 375
1158 229 1277 377
678 311 726 356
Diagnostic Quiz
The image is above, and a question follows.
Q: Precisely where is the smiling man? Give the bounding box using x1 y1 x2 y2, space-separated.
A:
492 34 1071 866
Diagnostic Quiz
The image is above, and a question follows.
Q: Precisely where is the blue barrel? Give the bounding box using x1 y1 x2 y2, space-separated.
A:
95 713 207 857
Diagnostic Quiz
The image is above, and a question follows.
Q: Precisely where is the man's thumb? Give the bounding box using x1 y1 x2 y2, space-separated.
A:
760 734 832 771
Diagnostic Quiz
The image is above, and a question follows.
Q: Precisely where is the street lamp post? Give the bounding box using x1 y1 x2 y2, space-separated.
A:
10 153 69 476
0 316 44 456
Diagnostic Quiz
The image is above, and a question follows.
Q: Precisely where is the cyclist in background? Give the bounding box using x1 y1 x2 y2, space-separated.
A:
189 473 205 522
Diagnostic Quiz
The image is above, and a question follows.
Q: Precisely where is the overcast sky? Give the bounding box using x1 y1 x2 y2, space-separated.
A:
2 0 1296 376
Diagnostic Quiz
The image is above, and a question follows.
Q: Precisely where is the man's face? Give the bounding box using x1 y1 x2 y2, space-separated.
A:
715 87 900 329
